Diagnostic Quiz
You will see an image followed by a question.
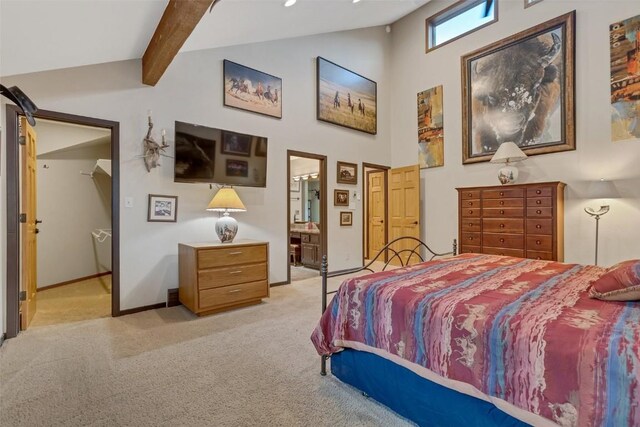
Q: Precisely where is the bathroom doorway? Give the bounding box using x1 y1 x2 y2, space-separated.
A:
286 151 327 284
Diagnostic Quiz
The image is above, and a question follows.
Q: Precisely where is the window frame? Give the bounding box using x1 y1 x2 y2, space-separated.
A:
524 0 544 9
425 0 499 53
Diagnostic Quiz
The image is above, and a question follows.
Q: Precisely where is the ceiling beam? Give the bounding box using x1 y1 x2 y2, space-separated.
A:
142 0 214 86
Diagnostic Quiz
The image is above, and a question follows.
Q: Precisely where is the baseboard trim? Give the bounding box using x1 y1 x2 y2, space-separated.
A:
38 271 112 292
269 281 288 287
117 302 166 317
0 333 6 347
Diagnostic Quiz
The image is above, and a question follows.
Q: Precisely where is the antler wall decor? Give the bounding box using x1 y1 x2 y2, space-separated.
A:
143 111 171 172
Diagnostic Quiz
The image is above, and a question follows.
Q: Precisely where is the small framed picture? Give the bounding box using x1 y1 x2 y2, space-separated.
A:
291 179 300 192
334 189 349 206
340 211 353 226
337 161 358 185
221 131 252 156
226 159 249 177
148 194 178 222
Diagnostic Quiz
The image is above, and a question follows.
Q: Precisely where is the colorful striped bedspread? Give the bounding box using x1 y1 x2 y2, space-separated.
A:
311 254 640 426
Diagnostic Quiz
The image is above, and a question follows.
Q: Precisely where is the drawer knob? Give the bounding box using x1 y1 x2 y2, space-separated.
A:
468 236 473 240
500 224 505 228
536 256 542 260
467 193 472 197
536 200 542 205
536 190 541 195
468 223 473 227
536 224 542 229
468 201 473 206
500 192 504 196
500 201 504 206
500 210 505 215
536 210 542 214
500 238 505 243
469 210 473 214
536 240 542 245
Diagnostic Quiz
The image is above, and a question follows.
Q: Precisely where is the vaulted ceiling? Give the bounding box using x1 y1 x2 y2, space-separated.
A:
0 0 430 78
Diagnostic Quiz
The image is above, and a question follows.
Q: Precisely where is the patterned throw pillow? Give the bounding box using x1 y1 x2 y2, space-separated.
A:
589 260 640 301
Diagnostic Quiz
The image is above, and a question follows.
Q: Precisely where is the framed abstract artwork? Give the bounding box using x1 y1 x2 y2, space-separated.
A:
461 11 576 164
317 57 377 135
418 85 444 169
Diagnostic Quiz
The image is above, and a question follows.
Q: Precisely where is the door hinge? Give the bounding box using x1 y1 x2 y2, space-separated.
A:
19 291 26 301
19 213 27 223
18 136 26 145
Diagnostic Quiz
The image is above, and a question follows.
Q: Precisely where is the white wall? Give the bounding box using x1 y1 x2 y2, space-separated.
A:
390 0 640 267
1 26 391 316
37 139 112 288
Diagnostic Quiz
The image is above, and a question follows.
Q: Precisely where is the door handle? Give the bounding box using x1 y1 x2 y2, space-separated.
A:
412 221 418 225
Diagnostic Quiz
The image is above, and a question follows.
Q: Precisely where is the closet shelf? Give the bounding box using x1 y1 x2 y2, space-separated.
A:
95 159 111 177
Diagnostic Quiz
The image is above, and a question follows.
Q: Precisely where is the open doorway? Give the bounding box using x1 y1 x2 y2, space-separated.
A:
286 150 327 284
5 106 120 338
362 163 389 265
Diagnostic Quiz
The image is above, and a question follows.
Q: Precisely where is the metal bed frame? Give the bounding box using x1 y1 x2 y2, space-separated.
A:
320 236 457 375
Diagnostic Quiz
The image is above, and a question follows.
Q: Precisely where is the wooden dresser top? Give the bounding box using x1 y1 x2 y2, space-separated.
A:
179 240 268 249
456 181 566 191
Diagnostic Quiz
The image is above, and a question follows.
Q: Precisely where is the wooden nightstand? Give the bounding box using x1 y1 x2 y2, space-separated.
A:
178 240 269 316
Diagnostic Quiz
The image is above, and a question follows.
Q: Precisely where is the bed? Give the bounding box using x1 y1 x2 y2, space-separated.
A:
311 238 640 426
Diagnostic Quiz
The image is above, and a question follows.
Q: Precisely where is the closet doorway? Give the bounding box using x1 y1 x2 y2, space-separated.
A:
286 150 327 284
363 163 389 264
5 106 120 337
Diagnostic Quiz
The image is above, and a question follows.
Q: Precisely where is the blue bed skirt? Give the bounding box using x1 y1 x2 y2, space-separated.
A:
331 349 529 427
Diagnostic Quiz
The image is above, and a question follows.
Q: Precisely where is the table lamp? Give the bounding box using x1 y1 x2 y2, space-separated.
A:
206 187 246 243
490 142 528 184
584 179 619 265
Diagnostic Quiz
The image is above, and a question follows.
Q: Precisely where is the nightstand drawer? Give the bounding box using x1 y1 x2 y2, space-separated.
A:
198 245 267 269
198 263 267 290
199 280 268 309
526 207 552 218
461 199 481 209
527 250 554 261
527 187 553 197
482 198 524 208
460 245 481 254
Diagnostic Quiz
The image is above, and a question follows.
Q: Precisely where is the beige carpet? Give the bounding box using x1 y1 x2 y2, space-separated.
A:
0 274 411 427
290 265 319 282
31 275 112 327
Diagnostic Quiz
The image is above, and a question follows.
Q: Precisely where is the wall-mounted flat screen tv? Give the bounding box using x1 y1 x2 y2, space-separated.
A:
174 121 268 187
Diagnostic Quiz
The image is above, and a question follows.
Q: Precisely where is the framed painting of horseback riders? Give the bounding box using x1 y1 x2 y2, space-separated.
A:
223 59 282 119
461 11 575 164
316 57 377 135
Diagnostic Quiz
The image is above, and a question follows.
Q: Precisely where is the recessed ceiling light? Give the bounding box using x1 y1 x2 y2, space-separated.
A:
284 0 297 6
353 0 362 3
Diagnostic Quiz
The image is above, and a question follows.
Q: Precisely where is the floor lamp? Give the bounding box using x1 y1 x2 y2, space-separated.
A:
584 179 618 265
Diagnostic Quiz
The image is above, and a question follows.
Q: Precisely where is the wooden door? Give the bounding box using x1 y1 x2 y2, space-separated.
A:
20 117 38 330
388 165 420 266
367 171 386 259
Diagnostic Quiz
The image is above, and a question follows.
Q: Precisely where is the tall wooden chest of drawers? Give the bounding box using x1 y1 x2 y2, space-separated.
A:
457 182 565 261
178 240 269 316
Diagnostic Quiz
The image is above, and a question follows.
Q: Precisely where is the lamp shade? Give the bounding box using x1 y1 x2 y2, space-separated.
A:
206 187 246 212
490 142 528 164
586 179 619 200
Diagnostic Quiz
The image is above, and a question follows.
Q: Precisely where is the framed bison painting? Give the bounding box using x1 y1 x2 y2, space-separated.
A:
223 60 282 119
461 11 575 164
